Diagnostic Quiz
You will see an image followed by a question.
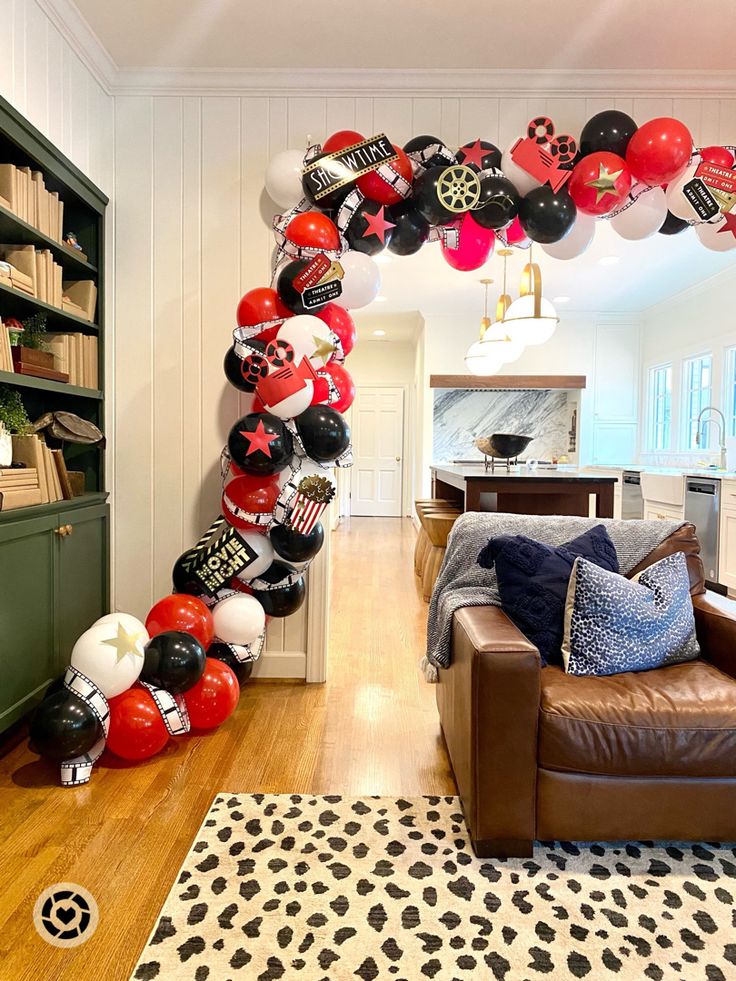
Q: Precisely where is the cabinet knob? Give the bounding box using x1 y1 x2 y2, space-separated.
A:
55 524 73 537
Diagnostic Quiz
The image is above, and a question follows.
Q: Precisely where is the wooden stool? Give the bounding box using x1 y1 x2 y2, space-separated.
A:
421 512 459 602
414 500 459 576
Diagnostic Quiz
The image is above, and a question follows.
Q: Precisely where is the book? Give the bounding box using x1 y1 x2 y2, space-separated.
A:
17 167 31 222
0 487 44 510
0 165 17 215
51 450 73 500
12 434 49 504
63 280 97 322
45 443 62 501
0 246 37 296
0 319 13 372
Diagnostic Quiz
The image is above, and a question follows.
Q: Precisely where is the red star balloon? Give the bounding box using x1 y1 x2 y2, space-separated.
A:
567 151 632 217
240 419 278 457
456 139 501 173
361 205 395 245
717 211 736 239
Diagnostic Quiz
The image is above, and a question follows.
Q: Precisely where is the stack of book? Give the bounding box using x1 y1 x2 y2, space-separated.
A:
0 465 43 510
12 433 73 504
47 333 98 388
0 244 63 305
0 164 64 242
62 280 97 322
0 318 14 372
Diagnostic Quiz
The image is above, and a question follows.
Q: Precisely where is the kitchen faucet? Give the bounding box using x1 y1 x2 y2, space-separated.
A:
695 406 728 470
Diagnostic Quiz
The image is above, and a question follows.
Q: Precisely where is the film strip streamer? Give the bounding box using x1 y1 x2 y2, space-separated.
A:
214 632 266 665
60 665 110 787
405 140 457 176
139 682 190 735
249 568 304 591
222 488 274 529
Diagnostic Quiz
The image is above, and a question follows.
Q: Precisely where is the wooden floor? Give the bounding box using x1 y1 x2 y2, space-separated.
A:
0 517 454 981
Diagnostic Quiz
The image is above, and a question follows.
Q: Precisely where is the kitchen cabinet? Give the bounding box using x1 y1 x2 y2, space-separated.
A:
719 480 736 590
644 503 685 522
585 468 623 519
0 496 109 733
591 321 640 464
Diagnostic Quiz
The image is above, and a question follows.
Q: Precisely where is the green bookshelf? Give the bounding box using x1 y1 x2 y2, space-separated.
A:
0 94 110 734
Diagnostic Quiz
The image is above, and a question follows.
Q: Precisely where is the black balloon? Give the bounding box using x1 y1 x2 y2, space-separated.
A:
344 199 394 255
228 412 294 475
412 165 459 225
518 186 577 244
251 561 306 617
223 342 266 393
403 134 452 170
579 110 638 159
659 211 689 235
386 201 430 256
271 521 324 563
301 151 353 212
473 174 521 230
172 548 205 595
275 258 316 316
142 630 206 694
295 405 350 463
30 689 102 762
208 642 254 685
456 139 502 173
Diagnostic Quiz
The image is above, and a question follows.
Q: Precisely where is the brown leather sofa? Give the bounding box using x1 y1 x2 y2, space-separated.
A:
436 524 736 857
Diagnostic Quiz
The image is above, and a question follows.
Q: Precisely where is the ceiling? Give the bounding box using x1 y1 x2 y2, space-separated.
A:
72 0 736 71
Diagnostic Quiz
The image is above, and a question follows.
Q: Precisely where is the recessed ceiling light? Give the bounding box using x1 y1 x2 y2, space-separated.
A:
599 255 620 266
553 295 571 304
372 329 386 337
374 255 392 265
374 295 388 302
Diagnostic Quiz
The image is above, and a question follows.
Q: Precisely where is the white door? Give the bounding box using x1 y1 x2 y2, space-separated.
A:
350 387 404 517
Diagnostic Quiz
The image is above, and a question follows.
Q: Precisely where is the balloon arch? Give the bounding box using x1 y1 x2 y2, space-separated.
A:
29 112 736 782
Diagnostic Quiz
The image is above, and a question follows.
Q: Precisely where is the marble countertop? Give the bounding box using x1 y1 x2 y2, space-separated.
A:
584 465 736 479
431 464 617 482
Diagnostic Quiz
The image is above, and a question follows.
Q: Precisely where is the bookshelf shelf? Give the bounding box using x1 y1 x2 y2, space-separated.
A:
0 279 98 334
0 204 98 274
0 490 107 524
0 369 102 399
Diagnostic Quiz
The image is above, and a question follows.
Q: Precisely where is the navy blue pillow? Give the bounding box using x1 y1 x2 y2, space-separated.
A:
477 525 619 665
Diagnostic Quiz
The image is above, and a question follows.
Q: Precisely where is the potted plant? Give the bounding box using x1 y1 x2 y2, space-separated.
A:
0 388 30 466
11 313 54 370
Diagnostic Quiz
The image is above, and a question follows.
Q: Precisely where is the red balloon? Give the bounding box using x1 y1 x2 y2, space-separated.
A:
313 303 356 359
323 130 364 153
626 117 693 186
502 216 531 248
106 686 170 761
567 151 631 216
222 474 279 530
146 595 214 649
440 212 495 271
253 324 281 345
285 211 340 251
184 658 240 729
318 362 356 412
237 287 292 329
357 145 413 206
701 145 735 169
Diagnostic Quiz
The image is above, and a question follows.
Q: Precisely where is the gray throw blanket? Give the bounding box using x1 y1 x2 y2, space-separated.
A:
422 512 684 682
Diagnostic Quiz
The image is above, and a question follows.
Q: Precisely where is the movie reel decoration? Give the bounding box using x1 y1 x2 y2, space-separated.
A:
28 109 736 787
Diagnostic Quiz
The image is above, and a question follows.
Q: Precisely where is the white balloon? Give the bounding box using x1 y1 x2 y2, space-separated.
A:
611 186 667 240
695 216 736 252
94 612 149 638
665 164 699 221
277 315 335 368
213 594 266 645
334 251 381 309
262 380 314 420
71 618 147 698
501 144 541 197
234 531 275 582
541 213 596 259
265 149 305 210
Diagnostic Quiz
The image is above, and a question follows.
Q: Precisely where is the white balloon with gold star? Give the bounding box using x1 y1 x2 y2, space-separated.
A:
71 614 148 698
276 314 336 370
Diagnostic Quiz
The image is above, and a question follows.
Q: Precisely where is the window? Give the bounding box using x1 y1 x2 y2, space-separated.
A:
726 346 736 437
683 354 713 450
648 364 672 450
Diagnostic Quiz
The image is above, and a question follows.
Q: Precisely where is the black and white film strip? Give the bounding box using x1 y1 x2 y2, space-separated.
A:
250 568 303 591
222 489 273 529
405 141 456 176
60 666 110 787
139 682 190 735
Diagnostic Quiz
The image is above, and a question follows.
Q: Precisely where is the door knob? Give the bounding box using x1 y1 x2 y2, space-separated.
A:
55 524 73 537
395 456 401 462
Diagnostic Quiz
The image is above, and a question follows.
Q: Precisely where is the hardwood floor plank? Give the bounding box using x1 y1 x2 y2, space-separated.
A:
0 516 454 980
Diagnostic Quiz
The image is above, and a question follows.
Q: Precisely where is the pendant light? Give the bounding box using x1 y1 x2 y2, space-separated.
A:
464 278 505 376
479 250 524 365
503 245 559 346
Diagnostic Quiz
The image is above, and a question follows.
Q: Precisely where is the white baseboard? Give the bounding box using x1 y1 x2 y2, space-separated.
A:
251 650 307 680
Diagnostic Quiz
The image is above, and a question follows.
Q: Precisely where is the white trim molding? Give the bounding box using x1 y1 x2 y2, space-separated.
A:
35 0 117 92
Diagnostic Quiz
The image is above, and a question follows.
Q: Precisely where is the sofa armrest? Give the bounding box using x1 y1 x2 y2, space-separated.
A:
436 604 541 857
693 590 736 679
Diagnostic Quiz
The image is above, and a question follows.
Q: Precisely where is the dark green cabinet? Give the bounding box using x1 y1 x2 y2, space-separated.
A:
0 496 109 732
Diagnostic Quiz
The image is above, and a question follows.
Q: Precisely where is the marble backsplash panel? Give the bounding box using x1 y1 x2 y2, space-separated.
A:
433 389 576 463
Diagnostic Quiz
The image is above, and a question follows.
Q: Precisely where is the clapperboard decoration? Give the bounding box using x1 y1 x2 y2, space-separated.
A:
179 521 260 597
292 251 345 309
288 474 336 535
302 133 399 202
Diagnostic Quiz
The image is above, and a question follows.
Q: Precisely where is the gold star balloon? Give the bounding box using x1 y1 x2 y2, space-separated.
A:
586 163 625 203
311 335 337 364
569 151 632 217
101 622 145 663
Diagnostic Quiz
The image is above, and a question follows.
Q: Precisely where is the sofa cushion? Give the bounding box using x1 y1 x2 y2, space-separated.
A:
476 524 618 665
627 522 705 596
539 660 736 778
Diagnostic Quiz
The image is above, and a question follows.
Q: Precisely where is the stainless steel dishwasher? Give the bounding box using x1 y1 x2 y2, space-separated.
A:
684 477 720 584
622 471 643 520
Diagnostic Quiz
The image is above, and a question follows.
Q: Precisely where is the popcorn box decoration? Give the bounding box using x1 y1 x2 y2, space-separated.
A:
288 474 336 535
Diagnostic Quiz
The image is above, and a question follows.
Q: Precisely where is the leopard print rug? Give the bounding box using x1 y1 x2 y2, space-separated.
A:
130 795 736 981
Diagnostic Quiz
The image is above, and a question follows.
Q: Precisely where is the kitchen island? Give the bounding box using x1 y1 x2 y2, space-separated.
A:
431 465 617 518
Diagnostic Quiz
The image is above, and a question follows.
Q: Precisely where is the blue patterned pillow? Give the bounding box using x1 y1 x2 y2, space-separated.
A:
562 551 700 676
477 525 619 665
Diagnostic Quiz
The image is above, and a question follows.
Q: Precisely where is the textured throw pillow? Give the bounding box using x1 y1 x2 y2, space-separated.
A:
562 550 700 676
477 525 619 665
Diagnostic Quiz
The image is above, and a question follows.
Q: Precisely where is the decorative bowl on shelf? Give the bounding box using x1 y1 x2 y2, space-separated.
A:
474 433 533 471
